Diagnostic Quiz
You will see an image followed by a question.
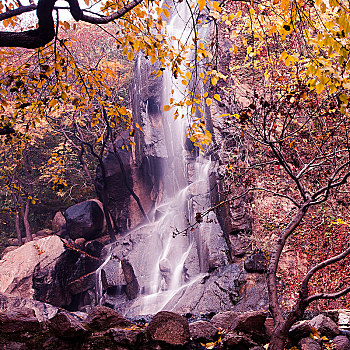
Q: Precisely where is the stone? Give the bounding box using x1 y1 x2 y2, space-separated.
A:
309 314 340 338
146 311 190 346
0 292 58 322
0 307 40 333
52 211 66 233
74 238 86 246
222 332 258 350
0 236 66 300
244 251 267 273
211 311 239 329
298 337 321 350
333 335 350 350
36 229 54 237
121 260 139 300
107 327 142 347
189 320 218 342
231 311 267 334
48 312 88 338
85 306 133 331
289 320 313 341
64 199 106 241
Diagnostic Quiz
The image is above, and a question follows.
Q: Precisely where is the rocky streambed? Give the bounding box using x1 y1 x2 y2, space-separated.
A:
1 293 350 350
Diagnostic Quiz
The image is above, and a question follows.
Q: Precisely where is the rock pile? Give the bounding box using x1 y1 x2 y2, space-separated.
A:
0 300 349 349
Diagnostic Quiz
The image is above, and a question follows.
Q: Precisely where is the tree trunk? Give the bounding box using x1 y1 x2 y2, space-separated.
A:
15 211 22 245
268 328 289 350
23 197 32 242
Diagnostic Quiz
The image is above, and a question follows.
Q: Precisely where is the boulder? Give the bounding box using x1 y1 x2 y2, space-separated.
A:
189 320 218 342
0 236 66 300
211 311 239 329
48 312 88 338
121 260 139 300
0 292 58 322
85 306 133 331
298 337 321 350
52 211 66 233
146 311 190 346
244 251 267 273
64 200 106 241
36 229 54 237
107 327 142 347
0 307 40 333
333 335 350 350
222 332 258 350
231 311 267 334
289 320 313 341
309 314 340 338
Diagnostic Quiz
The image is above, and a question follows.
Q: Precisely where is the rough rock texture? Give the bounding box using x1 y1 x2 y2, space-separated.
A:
52 211 66 233
298 337 322 350
232 311 267 334
0 307 40 333
146 311 190 346
289 320 313 341
107 327 142 348
333 335 350 350
85 306 133 331
48 312 88 338
0 236 66 299
0 292 58 322
244 251 268 273
211 311 240 329
309 314 340 338
64 199 106 241
222 332 258 350
189 320 218 342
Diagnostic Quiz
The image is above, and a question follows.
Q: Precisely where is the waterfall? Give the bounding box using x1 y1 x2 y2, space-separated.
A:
96 1 227 316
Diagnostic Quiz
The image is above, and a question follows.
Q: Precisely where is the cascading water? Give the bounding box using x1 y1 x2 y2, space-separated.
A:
96 1 227 316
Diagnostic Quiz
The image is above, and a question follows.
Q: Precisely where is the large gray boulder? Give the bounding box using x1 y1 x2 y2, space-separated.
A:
0 236 67 300
64 199 106 241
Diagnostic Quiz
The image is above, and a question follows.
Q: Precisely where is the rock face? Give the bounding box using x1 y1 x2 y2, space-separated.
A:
64 199 106 241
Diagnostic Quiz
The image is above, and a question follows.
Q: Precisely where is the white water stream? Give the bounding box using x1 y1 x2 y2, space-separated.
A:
97 2 217 315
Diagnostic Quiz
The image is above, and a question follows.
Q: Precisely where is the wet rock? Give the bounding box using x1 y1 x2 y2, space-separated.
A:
298 337 321 350
244 251 267 273
64 199 106 241
147 311 190 346
121 260 139 300
309 314 340 338
0 307 40 334
289 320 313 341
107 327 142 347
189 320 218 342
100 257 126 290
85 306 133 331
333 335 350 350
48 312 88 338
